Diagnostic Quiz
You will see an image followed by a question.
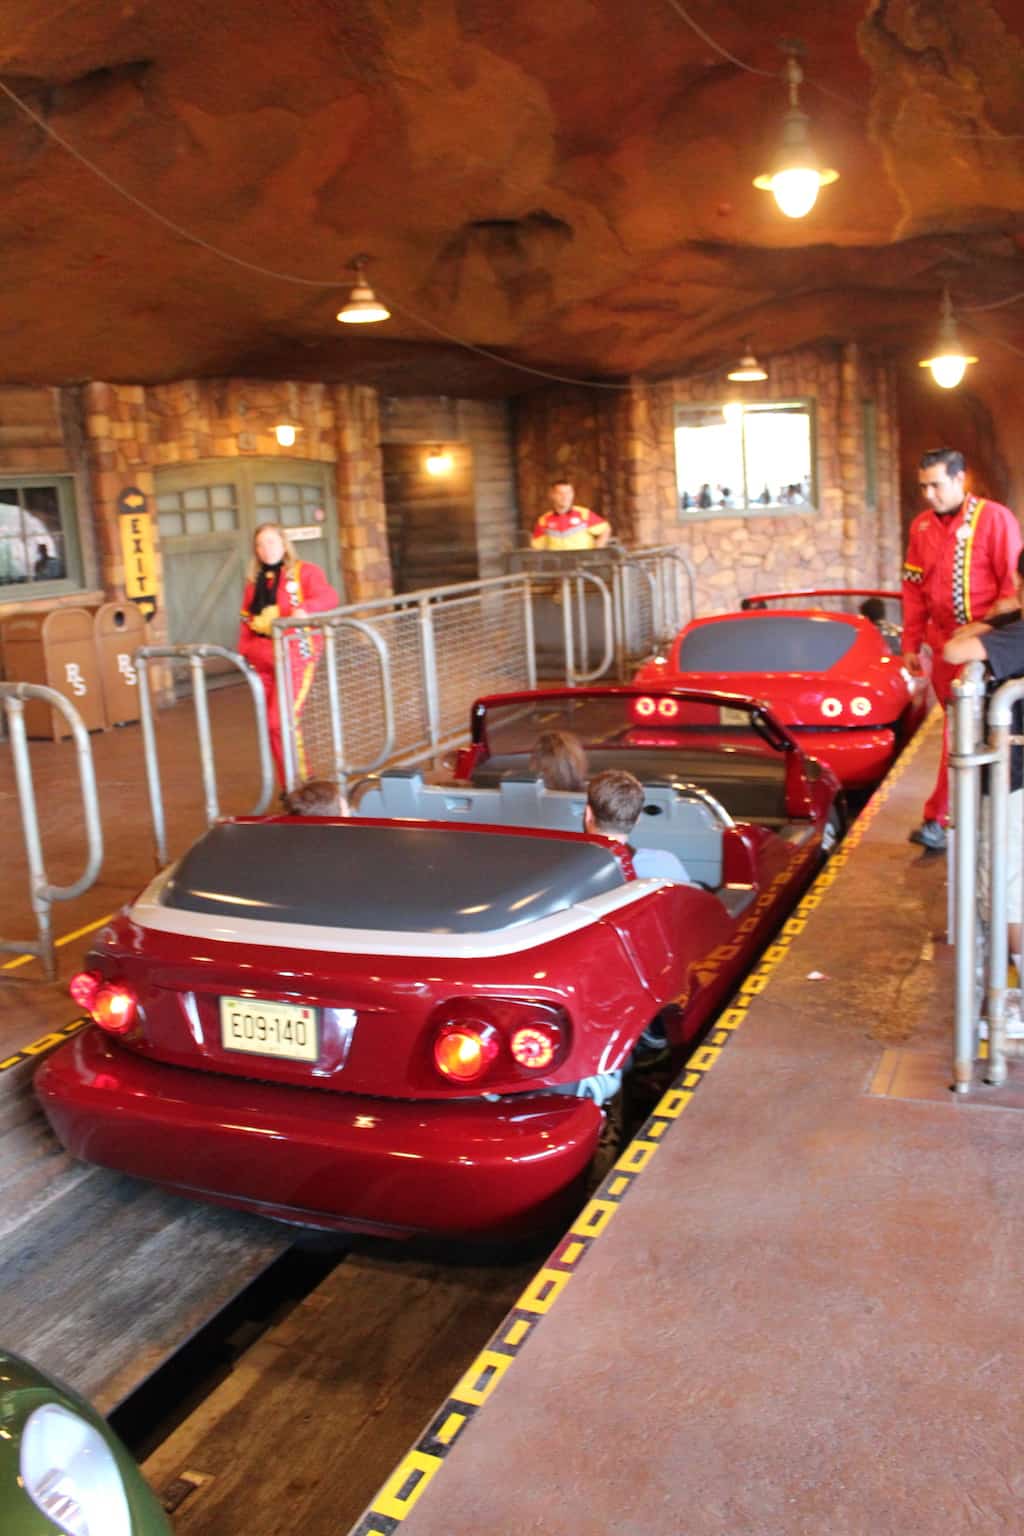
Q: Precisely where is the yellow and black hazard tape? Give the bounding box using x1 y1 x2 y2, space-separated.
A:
0 1017 88 1076
351 710 940 1536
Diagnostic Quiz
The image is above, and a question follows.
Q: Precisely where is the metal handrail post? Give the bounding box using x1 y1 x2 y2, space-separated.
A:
323 628 345 782
0 684 104 980
565 571 614 683
986 718 1011 1085
982 673 1024 1083
951 664 987 1093
522 576 537 691
611 565 627 678
135 644 274 864
575 574 590 676
136 652 168 867
418 596 441 752
272 625 299 793
189 652 220 826
561 574 575 685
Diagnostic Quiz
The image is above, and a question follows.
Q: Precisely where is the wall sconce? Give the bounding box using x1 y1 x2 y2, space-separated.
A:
918 289 978 390
722 400 744 425
274 423 298 447
753 47 838 219
337 255 391 325
425 446 454 476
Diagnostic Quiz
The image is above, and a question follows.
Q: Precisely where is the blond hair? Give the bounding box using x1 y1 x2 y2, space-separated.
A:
247 522 299 582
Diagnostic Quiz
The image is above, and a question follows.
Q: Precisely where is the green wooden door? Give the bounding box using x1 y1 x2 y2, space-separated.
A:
156 460 341 655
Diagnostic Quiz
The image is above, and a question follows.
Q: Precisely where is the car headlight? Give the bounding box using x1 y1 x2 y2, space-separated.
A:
20 1403 132 1536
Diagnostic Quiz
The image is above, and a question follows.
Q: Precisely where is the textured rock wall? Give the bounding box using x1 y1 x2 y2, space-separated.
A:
515 345 902 613
83 378 394 634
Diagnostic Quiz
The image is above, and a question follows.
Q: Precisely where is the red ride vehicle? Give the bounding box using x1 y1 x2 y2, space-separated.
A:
634 589 928 792
37 686 840 1243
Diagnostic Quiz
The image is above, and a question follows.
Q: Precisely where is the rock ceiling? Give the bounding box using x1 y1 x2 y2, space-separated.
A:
2 0 1024 395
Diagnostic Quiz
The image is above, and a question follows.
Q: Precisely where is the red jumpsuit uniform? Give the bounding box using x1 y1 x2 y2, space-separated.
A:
902 494 1021 824
531 505 610 550
239 559 338 784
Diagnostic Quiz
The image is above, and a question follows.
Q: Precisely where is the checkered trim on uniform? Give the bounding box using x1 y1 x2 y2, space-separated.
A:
951 496 980 625
902 562 923 584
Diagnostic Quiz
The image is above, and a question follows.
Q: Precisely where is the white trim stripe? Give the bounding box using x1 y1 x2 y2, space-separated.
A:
128 879 666 960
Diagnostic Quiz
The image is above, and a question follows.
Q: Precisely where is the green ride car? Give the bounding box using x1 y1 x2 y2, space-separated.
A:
0 1349 172 1536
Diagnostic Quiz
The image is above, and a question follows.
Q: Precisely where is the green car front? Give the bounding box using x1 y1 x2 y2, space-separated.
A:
0 1350 171 1536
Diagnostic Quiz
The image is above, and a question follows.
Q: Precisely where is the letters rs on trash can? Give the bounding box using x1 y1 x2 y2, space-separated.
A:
64 661 87 697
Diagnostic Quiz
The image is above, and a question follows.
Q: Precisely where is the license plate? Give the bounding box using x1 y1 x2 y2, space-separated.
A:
220 997 319 1063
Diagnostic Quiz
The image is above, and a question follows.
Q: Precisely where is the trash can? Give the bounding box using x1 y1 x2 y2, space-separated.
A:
94 601 147 726
1 608 107 738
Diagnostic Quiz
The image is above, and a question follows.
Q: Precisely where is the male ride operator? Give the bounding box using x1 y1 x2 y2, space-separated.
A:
902 448 1021 851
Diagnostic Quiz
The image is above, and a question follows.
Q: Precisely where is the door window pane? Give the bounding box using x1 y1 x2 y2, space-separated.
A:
158 511 185 538
185 509 213 535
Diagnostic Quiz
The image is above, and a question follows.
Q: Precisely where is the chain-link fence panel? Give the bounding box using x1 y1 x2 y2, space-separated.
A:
430 585 533 740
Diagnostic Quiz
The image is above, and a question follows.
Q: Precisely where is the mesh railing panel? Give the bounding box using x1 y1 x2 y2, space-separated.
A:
278 578 534 781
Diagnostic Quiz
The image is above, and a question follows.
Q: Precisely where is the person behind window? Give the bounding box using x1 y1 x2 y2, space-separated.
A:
528 730 588 791
238 522 338 785
284 778 349 817
584 769 690 883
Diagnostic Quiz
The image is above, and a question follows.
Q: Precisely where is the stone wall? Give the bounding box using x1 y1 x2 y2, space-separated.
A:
82 378 394 646
514 344 902 614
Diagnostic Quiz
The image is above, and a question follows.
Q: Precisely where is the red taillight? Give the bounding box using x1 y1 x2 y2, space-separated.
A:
433 1021 499 1082
510 1024 557 1071
91 982 138 1035
635 695 656 718
657 697 680 719
69 971 101 1012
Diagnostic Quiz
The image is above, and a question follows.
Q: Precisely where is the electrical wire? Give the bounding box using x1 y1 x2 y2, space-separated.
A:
657 0 774 75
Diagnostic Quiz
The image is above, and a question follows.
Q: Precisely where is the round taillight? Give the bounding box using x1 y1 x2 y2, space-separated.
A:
657 698 680 720
851 695 871 717
821 697 842 719
510 1024 557 1071
69 971 101 1012
433 1021 499 1083
635 696 656 718
92 983 138 1035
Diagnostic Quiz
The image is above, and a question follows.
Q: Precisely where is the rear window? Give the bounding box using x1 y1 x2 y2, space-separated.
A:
677 616 857 674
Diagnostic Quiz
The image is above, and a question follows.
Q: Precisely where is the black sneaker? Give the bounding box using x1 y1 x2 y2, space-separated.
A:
909 819 947 851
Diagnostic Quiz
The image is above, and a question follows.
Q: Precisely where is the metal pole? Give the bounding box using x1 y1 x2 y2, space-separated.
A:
190 652 220 827
561 574 575 685
324 624 345 783
136 653 168 868
951 665 987 1093
523 576 537 691
987 719 1011 1085
419 596 441 751
5 698 54 978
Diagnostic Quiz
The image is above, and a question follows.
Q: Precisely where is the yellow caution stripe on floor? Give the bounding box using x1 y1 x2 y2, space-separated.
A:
348 711 937 1536
0 1017 88 1075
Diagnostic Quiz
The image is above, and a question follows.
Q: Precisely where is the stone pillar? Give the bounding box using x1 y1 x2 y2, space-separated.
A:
333 384 393 602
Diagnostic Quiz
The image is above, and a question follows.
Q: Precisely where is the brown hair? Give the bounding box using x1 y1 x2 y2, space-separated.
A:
285 778 349 817
529 730 588 791
586 769 644 836
247 522 299 582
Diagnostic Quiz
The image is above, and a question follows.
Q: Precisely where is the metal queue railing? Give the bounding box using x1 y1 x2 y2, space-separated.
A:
0 683 103 980
0 545 695 970
950 661 1024 1092
137 644 275 866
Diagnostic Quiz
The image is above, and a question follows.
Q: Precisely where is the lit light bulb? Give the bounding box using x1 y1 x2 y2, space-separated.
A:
753 51 838 221
917 290 977 390
769 166 821 220
274 423 297 447
928 355 969 390
425 448 454 476
337 256 390 324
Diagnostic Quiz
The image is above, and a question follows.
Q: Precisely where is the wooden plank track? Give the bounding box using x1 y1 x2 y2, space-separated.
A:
143 1249 537 1535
